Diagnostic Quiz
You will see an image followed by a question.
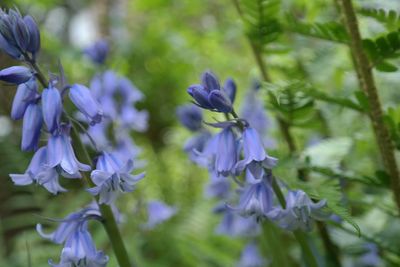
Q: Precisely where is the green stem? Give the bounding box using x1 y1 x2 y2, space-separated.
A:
28 58 134 267
338 0 400 213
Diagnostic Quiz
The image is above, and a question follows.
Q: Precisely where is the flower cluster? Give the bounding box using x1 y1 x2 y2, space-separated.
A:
1 9 147 265
178 70 329 264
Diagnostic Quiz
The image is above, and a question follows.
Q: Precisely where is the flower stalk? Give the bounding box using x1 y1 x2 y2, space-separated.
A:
338 0 400 213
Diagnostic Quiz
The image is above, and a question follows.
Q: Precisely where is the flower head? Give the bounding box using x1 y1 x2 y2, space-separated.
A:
42 83 63 133
87 152 144 204
11 77 38 120
83 39 109 65
177 104 203 132
215 127 238 176
144 201 177 229
69 84 103 125
267 190 328 231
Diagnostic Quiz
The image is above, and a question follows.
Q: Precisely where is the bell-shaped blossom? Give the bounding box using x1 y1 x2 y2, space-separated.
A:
237 243 267 267
177 104 203 132
9 147 66 194
0 9 40 60
183 131 212 166
204 172 231 199
120 105 149 132
87 152 145 204
144 201 177 229
187 71 233 113
235 127 277 179
240 81 275 148
229 179 273 219
11 77 38 120
42 84 62 132
0 66 32 84
118 78 144 104
21 102 42 151
223 78 236 103
69 84 103 125
267 190 328 231
215 127 238 176
37 207 108 267
215 205 260 237
47 125 91 177
83 39 109 65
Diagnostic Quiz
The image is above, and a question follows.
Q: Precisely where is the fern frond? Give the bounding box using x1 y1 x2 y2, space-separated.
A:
359 8 400 31
285 15 349 44
240 0 282 48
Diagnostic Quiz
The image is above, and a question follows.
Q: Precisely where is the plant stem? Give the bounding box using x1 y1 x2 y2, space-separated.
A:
338 0 400 213
28 59 134 267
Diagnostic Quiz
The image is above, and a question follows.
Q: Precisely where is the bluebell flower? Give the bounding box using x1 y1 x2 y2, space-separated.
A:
144 201 177 229
215 127 238 176
267 190 328 231
187 71 233 113
9 147 67 194
47 124 91 177
114 132 143 163
84 39 109 65
183 131 212 166
235 127 277 180
69 84 103 125
359 243 382 267
0 66 32 84
120 105 149 132
87 152 145 204
228 179 273 219
223 78 236 103
204 171 231 199
237 243 267 267
215 206 260 237
82 121 110 150
22 15 40 58
42 84 63 133
37 207 109 267
11 77 38 120
21 102 42 151
118 77 144 104
177 104 203 131
240 81 275 148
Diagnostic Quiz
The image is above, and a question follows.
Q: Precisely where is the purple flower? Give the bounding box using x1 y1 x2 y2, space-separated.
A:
21 102 42 151
237 243 267 267
87 152 144 204
37 207 109 267
204 172 231 199
84 39 109 65
267 190 328 231
47 125 91 177
359 243 381 267
118 77 144 104
69 84 103 125
42 84 62 133
235 127 277 180
229 179 273 219
183 131 212 166
0 9 40 60
144 201 177 229
120 105 149 132
187 71 233 113
11 77 38 120
223 78 236 103
215 207 260 237
215 127 238 176
0 66 32 84
9 147 66 194
177 104 203 131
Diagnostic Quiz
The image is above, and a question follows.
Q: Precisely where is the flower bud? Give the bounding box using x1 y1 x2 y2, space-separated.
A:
0 66 32 84
21 102 42 151
11 78 38 120
223 78 236 103
208 89 233 113
69 84 103 125
42 85 62 132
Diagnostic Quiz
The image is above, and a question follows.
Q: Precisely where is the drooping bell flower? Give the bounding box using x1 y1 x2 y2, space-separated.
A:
87 152 144 204
176 104 203 132
36 207 109 267
183 131 212 167
237 243 267 267
46 124 91 177
9 147 66 194
235 127 277 180
11 77 38 120
69 84 103 125
228 179 274 220
42 84 62 133
83 39 109 65
215 127 238 176
144 201 177 229
267 190 328 231
21 102 42 151
0 66 32 84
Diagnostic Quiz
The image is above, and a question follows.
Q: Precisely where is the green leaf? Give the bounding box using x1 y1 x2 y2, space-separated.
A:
359 8 400 31
354 91 370 112
375 61 398 72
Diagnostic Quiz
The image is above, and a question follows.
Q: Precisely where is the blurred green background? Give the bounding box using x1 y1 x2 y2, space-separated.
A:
1 0 400 266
